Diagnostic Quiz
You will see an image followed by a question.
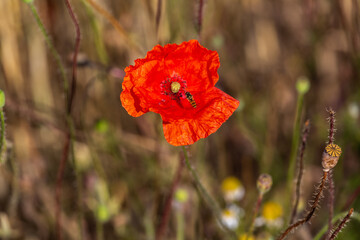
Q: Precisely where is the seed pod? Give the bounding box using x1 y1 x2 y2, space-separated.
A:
171 82 181 93
322 144 341 172
257 174 273 195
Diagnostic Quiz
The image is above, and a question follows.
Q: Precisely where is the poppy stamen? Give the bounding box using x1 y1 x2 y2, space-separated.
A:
171 82 181 93
160 74 187 100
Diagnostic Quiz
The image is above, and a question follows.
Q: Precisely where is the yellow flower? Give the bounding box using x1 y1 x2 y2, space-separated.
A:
221 176 245 202
262 201 283 221
238 233 255 240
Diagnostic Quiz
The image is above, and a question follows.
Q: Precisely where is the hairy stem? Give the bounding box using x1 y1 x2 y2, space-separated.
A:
314 210 360 240
27 2 69 99
329 208 353 240
326 108 336 238
278 171 328 240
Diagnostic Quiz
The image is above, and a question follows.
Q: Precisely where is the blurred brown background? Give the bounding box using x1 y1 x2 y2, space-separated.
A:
0 0 359 239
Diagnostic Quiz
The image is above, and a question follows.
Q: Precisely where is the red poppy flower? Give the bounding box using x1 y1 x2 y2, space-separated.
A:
120 40 239 146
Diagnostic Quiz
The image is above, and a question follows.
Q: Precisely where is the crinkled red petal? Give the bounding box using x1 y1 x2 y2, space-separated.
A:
120 40 220 117
162 87 239 146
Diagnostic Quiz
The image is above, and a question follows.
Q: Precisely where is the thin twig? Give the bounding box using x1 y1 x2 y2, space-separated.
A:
327 108 336 145
196 0 205 37
63 0 81 115
326 108 336 239
55 133 70 240
156 152 185 240
56 0 81 239
27 2 69 97
84 0 143 54
329 208 354 240
326 170 335 239
290 120 310 224
313 210 359 240
0 110 6 164
249 193 263 234
155 0 162 35
278 171 328 240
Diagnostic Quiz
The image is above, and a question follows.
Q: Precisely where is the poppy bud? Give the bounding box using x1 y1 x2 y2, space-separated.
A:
322 143 341 172
257 174 273 194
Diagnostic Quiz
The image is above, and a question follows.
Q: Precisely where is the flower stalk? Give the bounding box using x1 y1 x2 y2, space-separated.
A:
278 170 328 240
329 208 353 240
182 146 236 239
326 108 336 239
25 1 69 99
313 209 359 240
287 77 310 205
0 110 6 164
249 174 272 234
290 120 310 224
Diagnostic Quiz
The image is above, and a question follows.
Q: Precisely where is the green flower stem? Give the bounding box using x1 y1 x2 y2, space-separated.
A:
27 2 69 99
313 211 360 240
8 150 20 220
176 211 184 240
182 146 236 239
286 91 305 215
80 0 108 65
0 110 6 164
144 215 155 240
96 219 104 240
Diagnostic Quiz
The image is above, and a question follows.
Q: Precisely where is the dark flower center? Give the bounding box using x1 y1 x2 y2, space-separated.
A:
160 74 187 99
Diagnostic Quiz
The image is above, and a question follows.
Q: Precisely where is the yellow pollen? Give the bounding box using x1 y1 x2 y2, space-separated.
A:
325 143 342 157
171 82 181 93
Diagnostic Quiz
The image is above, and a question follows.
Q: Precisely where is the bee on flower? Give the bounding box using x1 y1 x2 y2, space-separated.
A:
221 176 245 202
120 40 239 146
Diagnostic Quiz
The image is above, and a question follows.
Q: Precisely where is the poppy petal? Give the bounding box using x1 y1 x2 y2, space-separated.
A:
120 40 220 115
162 87 239 146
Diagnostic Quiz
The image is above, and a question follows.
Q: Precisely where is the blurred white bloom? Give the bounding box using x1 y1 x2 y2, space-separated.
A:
221 208 239 230
348 102 359 119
